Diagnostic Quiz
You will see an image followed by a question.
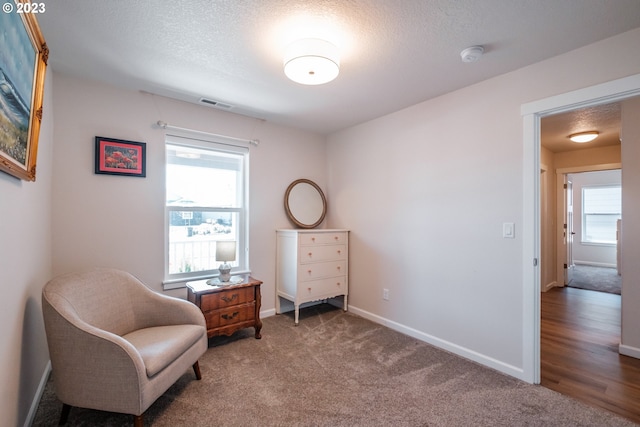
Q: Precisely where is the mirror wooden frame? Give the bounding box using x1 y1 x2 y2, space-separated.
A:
284 179 327 229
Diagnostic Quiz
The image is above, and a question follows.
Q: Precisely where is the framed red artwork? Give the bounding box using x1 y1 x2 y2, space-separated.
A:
95 136 146 177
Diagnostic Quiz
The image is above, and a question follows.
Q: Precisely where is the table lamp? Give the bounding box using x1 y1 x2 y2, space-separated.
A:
216 240 236 282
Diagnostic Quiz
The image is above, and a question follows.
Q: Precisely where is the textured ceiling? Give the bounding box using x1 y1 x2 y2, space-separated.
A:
37 0 640 135
541 103 622 153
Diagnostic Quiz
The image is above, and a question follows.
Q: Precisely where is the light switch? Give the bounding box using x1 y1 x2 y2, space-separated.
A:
503 222 515 239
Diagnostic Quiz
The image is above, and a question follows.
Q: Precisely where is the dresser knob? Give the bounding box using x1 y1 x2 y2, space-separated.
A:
308 287 312 292
308 252 313 257
311 237 316 242
337 266 341 270
337 250 341 255
334 236 339 241
336 282 341 287
308 269 312 274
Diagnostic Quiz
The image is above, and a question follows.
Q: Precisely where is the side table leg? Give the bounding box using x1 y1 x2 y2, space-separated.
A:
294 304 299 325
255 320 262 339
255 284 262 338
343 294 348 312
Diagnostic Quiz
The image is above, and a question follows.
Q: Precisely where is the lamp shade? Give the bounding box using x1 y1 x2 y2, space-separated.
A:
216 241 236 262
284 38 340 85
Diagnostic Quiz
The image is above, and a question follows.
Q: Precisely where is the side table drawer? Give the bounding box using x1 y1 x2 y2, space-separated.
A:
204 303 256 328
201 287 255 311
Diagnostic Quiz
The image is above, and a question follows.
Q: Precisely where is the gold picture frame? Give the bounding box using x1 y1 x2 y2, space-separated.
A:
0 0 48 181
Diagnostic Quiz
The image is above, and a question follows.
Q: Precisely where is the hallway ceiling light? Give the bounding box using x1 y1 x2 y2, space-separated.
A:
284 38 340 85
569 131 599 143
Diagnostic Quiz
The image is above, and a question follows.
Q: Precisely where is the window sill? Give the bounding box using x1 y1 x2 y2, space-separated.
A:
579 241 616 247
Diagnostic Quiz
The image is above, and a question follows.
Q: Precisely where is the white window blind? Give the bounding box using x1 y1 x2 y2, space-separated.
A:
582 185 621 244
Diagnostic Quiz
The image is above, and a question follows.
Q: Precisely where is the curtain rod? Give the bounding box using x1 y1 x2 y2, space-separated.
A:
156 121 260 146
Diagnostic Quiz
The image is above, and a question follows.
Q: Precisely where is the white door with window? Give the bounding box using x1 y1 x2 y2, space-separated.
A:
564 177 574 285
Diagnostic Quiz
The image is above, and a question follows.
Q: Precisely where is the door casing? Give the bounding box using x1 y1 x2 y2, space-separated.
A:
521 73 640 384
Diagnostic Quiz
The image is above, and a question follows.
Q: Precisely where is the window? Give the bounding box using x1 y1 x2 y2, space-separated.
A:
582 185 621 244
164 134 248 286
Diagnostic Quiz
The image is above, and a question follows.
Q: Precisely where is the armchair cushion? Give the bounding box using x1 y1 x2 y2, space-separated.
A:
122 324 204 377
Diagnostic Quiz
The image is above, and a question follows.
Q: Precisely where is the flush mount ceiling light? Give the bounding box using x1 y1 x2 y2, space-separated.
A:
460 45 484 63
569 131 599 143
284 38 340 85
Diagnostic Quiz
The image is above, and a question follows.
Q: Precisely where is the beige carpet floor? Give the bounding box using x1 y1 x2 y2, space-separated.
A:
33 304 637 426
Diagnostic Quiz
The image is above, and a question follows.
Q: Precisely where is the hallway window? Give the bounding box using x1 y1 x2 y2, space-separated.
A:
582 185 621 244
164 134 249 286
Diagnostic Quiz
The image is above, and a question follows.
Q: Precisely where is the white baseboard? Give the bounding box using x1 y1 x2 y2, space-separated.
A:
347 305 527 382
619 344 640 359
542 281 559 292
261 308 276 318
24 360 51 427
574 261 616 268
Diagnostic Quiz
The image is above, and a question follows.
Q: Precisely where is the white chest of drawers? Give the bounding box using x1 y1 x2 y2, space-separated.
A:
276 229 349 324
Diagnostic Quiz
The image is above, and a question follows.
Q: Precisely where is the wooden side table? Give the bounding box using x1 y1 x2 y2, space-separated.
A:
186 275 262 339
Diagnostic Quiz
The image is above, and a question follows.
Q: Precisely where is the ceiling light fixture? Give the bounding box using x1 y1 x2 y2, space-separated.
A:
569 131 599 143
284 38 340 85
460 45 484 63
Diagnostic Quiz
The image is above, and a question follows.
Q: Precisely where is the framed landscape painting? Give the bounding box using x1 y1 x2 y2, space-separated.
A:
95 137 147 177
0 1 48 181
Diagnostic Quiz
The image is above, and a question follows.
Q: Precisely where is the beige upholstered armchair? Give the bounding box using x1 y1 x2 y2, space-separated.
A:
42 268 208 426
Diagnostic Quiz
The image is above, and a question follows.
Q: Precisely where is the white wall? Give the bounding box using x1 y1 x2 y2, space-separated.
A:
51 73 327 310
621 96 640 357
569 170 621 267
540 146 556 289
326 27 640 380
0 71 54 426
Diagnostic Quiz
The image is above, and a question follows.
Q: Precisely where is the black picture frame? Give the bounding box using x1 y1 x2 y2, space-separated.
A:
95 136 146 177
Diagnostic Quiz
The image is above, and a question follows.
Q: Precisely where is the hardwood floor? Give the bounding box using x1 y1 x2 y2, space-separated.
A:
541 286 640 424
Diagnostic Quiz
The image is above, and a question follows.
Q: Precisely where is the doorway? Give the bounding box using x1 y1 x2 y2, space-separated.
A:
561 170 622 294
521 73 640 384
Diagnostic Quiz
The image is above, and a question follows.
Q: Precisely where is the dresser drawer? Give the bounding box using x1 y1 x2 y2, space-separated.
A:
204 303 256 328
300 276 347 299
299 244 346 264
299 260 346 281
299 232 348 246
200 287 255 312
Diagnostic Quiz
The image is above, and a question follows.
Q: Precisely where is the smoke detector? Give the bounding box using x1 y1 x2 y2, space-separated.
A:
460 46 484 63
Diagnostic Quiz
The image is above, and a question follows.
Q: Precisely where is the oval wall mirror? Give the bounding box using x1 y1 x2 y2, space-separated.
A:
284 179 327 229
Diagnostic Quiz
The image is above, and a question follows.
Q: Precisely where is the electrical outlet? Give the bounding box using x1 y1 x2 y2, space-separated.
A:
383 288 390 301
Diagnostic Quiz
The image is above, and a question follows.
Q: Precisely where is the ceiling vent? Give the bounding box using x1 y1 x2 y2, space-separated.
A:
199 98 233 109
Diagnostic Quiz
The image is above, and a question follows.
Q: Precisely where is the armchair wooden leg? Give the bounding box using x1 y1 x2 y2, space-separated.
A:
58 403 71 425
193 361 202 380
134 414 143 427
